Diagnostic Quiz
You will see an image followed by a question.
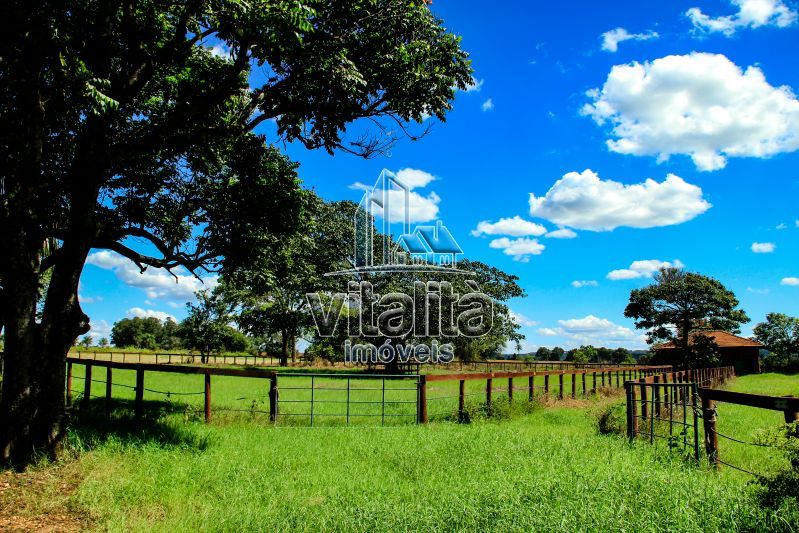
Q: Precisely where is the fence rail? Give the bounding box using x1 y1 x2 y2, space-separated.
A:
69 350 655 374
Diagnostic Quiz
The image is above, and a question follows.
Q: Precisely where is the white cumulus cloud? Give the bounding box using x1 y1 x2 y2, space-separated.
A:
87 319 112 342
472 216 547 237
687 0 797 35
489 237 545 262
86 250 218 300
601 27 659 52
751 242 776 253
538 315 644 348
510 310 539 327
607 259 684 280
529 169 711 231
781 277 799 285
481 98 494 112
545 228 578 239
571 280 599 288
126 307 177 322
582 53 799 171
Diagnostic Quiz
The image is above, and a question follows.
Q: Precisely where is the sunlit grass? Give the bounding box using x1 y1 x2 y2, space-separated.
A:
9 371 796 531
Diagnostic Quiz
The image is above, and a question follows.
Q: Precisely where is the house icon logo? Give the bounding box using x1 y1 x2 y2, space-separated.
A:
328 169 471 276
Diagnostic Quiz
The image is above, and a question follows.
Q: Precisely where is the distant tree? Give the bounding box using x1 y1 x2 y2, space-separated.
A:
157 318 182 351
133 332 158 351
550 347 565 361
569 345 597 364
624 267 749 369
98 337 109 348
180 289 233 363
111 317 163 349
611 347 634 364
535 347 552 361
754 313 799 368
78 335 93 348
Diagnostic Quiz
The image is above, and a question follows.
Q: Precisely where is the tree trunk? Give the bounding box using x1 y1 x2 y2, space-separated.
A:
291 332 296 363
0 236 90 468
280 331 289 366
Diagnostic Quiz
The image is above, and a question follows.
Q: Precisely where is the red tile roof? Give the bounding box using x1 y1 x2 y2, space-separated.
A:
655 330 763 350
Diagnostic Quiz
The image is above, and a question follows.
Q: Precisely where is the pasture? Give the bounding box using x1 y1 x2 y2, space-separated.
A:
1 373 797 531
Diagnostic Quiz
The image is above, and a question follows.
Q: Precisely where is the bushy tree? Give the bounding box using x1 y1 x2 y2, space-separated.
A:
754 313 799 369
226 196 354 365
624 267 749 370
180 289 234 363
534 346 552 361
0 0 471 465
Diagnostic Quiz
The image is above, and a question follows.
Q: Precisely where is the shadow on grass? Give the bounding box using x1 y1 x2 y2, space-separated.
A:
66 399 212 453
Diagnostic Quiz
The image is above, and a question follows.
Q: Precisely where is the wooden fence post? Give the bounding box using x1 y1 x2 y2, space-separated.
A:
702 396 719 469
581 373 586 397
105 367 113 414
640 378 648 421
486 378 493 415
629 381 639 439
653 374 661 418
269 374 278 422
83 363 92 408
592 372 597 393
528 375 534 401
544 375 550 397
571 373 576 399
418 375 428 423
204 372 211 423
135 367 144 420
66 361 73 406
558 373 564 400
459 380 466 421
508 377 514 402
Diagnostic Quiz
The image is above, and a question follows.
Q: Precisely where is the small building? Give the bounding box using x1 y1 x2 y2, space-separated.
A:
654 330 763 375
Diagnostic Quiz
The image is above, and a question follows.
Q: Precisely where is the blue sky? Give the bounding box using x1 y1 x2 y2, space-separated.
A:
81 0 799 352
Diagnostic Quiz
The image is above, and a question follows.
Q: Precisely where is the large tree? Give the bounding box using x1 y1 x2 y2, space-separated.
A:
624 267 749 369
0 0 471 466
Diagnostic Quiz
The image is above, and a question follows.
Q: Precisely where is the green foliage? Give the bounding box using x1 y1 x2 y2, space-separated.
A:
225 195 355 364
596 402 627 435
78 335 93 348
754 313 799 370
624 267 749 369
111 317 182 350
750 422 799 525
180 289 235 359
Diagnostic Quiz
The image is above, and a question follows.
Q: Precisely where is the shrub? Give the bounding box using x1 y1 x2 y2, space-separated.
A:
597 402 626 436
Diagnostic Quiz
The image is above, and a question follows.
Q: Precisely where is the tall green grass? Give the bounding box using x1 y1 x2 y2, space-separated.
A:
46 373 796 531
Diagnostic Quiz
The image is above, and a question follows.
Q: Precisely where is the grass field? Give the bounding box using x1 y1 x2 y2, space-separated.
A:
2 373 797 531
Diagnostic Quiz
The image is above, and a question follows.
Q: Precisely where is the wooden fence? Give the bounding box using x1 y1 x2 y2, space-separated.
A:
624 367 735 461
66 357 670 425
419 365 672 422
699 388 799 471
